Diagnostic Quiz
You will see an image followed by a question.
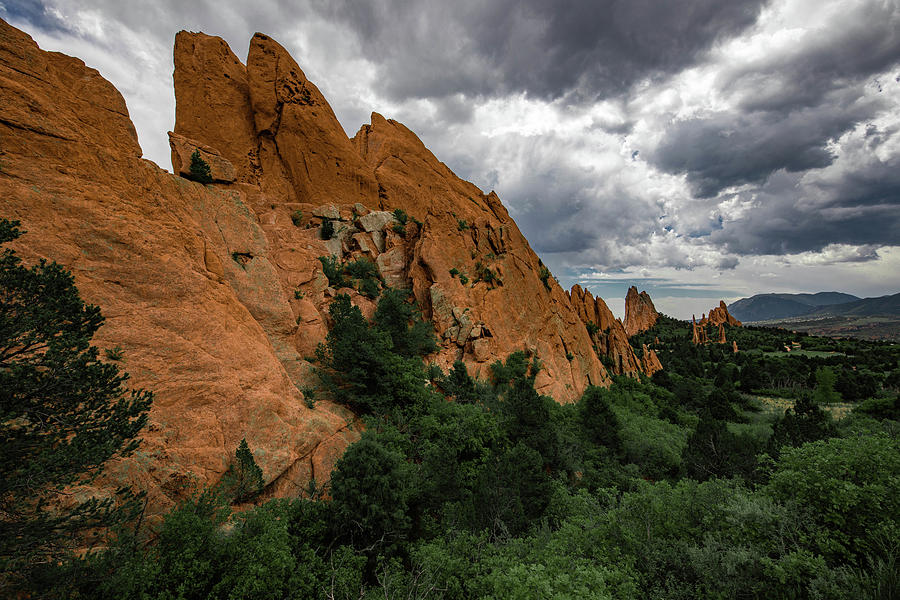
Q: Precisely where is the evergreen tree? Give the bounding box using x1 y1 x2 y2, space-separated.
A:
187 149 212 183
0 219 152 591
373 288 437 358
219 438 264 503
812 367 841 404
579 386 622 452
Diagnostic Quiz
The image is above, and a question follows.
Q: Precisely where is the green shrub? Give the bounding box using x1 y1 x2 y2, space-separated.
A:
539 265 552 290
290 210 303 226
317 255 345 287
457 219 470 231
474 261 500 286
459 274 469 285
392 209 409 235
393 208 408 225
219 438 264 503
188 149 212 184
104 346 124 361
301 386 316 409
344 257 379 281
320 219 335 240
294 289 304 300
766 434 900 564
449 268 459 278
586 321 599 336
360 277 380 299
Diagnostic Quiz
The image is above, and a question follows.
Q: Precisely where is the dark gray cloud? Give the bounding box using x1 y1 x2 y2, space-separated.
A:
720 0 900 113
710 145 900 256
319 0 769 102
651 93 880 197
1 0 69 33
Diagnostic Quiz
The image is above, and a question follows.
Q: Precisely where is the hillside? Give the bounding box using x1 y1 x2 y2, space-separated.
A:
804 292 900 317
728 292 860 322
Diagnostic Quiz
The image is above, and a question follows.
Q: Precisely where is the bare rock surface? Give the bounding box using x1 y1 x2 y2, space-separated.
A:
701 300 742 327
0 20 356 517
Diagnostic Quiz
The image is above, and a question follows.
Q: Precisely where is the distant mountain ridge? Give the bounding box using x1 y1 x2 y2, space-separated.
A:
804 293 900 318
728 292 865 322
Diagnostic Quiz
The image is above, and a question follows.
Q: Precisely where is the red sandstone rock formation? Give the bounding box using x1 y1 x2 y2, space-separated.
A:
692 315 710 344
701 300 742 327
349 113 609 397
623 286 659 337
641 344 663 376
567 285 659 377
0 21 615 514
717 323 727 344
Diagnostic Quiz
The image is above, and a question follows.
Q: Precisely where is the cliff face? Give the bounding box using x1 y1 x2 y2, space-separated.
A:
349 114 610 396
623 286 660 337
0 21 613 512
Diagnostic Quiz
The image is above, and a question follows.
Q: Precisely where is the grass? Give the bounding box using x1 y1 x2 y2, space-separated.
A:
761 350 846 358
749 395 855 420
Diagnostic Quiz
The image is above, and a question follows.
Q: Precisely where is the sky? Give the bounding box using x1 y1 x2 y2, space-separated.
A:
3 0 899 319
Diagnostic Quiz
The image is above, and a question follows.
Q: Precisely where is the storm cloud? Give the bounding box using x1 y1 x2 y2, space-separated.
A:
318 0 770 102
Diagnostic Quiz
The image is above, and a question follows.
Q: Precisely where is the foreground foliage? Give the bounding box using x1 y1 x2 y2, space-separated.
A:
0 219 152 594
9 264 899 598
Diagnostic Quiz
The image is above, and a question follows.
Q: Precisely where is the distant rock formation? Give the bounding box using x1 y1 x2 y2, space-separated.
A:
692 316 710 344
700 300 742 327
692 300 741 345
624 286 659 337
641 344 663 376
568 285 661 377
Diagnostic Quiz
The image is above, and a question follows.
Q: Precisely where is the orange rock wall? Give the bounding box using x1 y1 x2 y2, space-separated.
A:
567 285 648 377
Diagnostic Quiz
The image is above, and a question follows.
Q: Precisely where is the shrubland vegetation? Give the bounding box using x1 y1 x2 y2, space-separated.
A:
3 218 897 597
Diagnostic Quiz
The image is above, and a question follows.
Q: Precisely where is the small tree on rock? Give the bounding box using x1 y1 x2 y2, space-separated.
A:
188 149 212 184
219 438 264 503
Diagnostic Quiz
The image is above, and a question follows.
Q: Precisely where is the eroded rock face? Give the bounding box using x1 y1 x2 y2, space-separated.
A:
168 131 236 182
623 286 659 337
351 113 610 399
641 344 663 376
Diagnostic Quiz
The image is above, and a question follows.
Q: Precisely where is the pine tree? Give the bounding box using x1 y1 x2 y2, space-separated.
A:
0 219 152 591
219 438 264 503
188 149 212 184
